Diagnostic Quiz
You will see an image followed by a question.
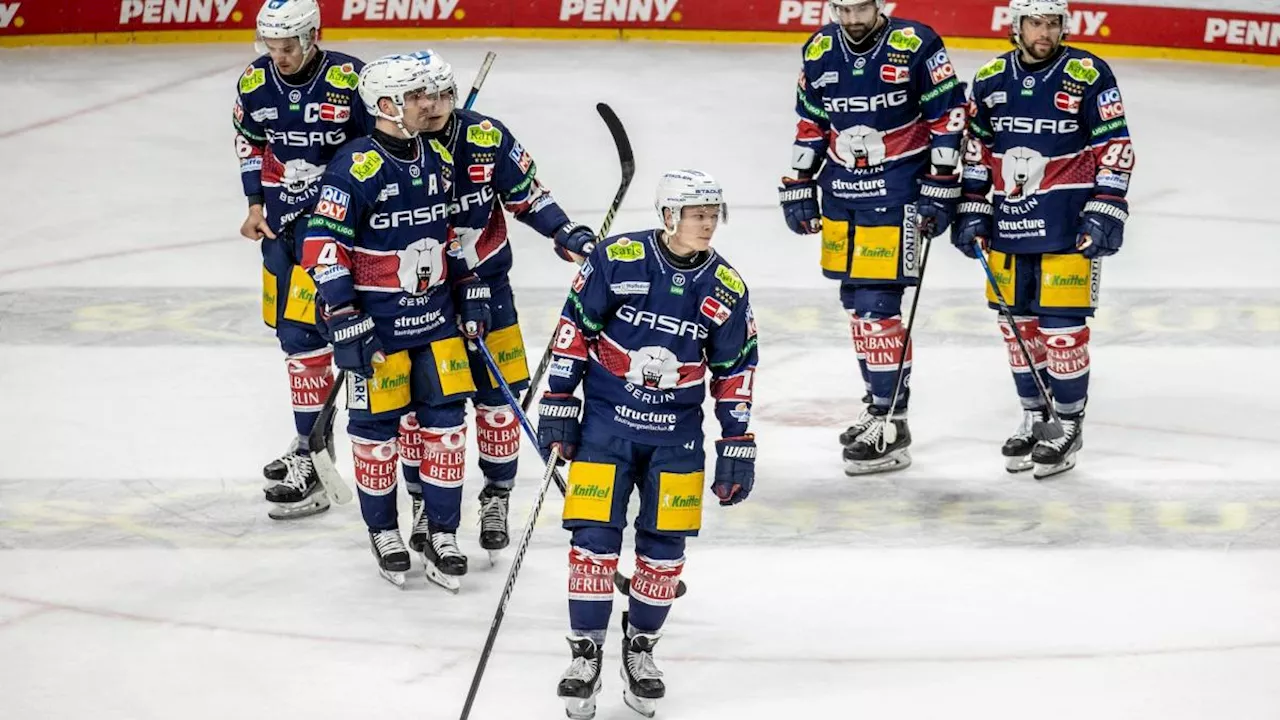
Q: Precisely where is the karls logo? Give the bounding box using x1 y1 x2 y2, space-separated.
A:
119 0 240 24
1204 18 1280 48
777 1 896 26
342 0 462 22
991 7 1109 37
559 0 680 23
0 3 21 29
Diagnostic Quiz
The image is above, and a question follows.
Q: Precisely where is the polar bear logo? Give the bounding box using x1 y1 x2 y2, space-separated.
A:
281 159 324 194
396 238 447 296
835 125 887 169
1001 146 1048 201
627 346 680 389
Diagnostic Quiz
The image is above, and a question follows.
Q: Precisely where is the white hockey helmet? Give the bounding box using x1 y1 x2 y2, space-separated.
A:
359 54 436 137
1009 0 1070 47
407 50 458 100
828 0 884 8
655 169 727 235
255 0 321 55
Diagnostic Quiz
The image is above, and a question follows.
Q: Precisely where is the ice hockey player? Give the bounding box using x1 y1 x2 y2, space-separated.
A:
777 0 967 475
537 170 757 719
301 54 488 589
953 0 1134 478
233 0 374 519
392 49 599 559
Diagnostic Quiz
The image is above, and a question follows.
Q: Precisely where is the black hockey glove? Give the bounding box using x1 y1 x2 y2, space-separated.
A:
1076 195 1128 259
319 305 384 378
916 174 962 239
778 177 821 235
713 435 756 506
537 393 582 461
456 275 491 339
951 196 993 260
553 222 597 263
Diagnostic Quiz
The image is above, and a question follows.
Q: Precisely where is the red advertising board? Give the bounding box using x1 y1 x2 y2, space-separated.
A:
1 0 1278 59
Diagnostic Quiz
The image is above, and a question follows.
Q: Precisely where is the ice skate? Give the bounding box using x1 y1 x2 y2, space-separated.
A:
1003 407 1050 473
264 451 331 520
843 407 912 476
1032 412 1084 480
262 436 300 485
619 613 664 718
419 525 467 593
838 392 877 447
557 636 603 720
369 529 410 588
478 485 510 563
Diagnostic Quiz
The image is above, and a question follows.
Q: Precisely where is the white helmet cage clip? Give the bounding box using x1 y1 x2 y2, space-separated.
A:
255 0 321 56
654 169 728 237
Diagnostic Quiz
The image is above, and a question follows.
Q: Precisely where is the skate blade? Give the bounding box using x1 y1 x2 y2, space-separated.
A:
488 550 500 567
378 569 408 589
1033 454 1077 480
561 692 600 720
621 687 658 718
1004 454 1034 473
420 554 462 594
844 449 912 476
266 497 331 521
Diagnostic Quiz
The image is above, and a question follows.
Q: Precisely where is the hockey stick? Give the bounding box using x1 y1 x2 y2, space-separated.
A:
463 51 496 111
518 102 636 418
877 228 935 448
975 251 1065 441
458 338 562 720
305 369 353 505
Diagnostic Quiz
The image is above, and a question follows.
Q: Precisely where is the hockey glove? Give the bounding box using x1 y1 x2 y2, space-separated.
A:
778 177 821 235
319 305 384 378
951 196 994 260
1076 195 1128 259
553 222 597 264
456 275 491 339
537 393 582 461
712 435 756 506
915 174 962 239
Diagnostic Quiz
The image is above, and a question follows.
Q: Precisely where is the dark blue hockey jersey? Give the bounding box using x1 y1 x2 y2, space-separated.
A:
300 135 466 353
424 109 571 280
547 231 758 446
794 17 967 207
963 47 1134 254
234 50 375 234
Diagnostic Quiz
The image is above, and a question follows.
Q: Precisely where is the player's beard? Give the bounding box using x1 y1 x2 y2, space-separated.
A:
1025 39 1058 60
840 12 881 44
842 21 873 43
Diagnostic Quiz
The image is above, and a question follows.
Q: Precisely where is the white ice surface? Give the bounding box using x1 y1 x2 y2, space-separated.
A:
1 40 1279 720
